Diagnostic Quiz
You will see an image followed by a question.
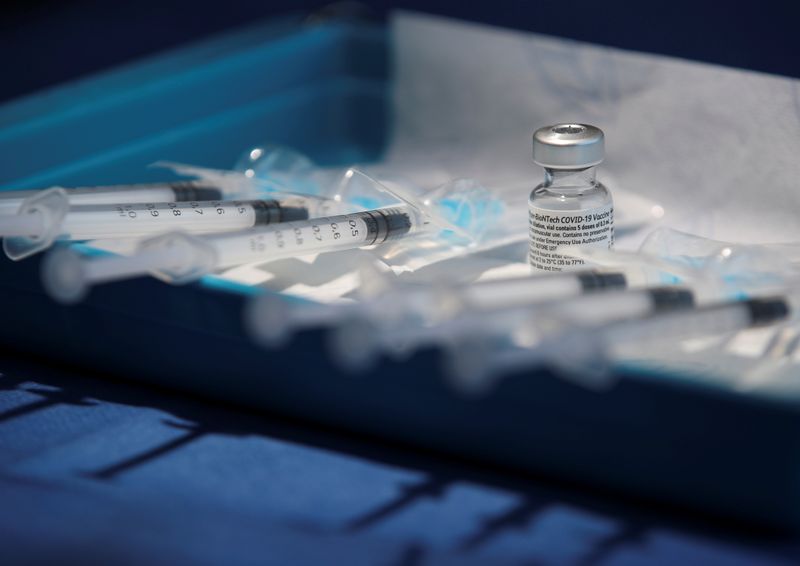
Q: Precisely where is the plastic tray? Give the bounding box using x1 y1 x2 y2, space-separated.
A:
1 16 799 532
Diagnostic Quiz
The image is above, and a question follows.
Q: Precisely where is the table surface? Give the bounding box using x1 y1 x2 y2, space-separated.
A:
1 351 797 565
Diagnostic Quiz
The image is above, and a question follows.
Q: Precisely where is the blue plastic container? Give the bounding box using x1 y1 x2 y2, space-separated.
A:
1 16 799 532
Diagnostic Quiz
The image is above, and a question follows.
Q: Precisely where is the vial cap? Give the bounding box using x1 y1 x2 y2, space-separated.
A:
532 124 605 169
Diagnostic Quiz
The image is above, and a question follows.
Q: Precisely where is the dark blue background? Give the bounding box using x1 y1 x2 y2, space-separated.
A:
3 0 800 103
2 348 798 565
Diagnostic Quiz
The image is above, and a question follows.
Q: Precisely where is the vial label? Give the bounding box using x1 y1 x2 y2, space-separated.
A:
528 203 614 271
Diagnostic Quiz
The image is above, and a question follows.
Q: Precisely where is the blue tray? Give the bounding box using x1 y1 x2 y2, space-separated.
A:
1 16 799 532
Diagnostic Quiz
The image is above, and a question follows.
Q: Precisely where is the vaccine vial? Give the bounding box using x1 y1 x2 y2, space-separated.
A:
528 124 614 272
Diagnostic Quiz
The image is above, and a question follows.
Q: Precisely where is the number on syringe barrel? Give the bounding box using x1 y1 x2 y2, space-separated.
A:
254 214 370 256
101 201 257 232
324 217 365 242
115 204 138 219
274 228 285 249
188 201 251 219
249 233 267 253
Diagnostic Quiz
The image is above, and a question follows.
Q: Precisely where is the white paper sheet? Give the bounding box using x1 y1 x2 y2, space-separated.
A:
214 11 800 330
386 11 800 245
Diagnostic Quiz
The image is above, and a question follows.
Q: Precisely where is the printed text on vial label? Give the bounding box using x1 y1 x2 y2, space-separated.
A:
528 205 614 271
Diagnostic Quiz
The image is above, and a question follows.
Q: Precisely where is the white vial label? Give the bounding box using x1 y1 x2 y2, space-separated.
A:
528 204 614 271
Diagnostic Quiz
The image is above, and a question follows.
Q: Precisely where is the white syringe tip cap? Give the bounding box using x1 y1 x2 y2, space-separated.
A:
41 247 89 304
440 342 494 397
326 319 379 374
533 124 604 169
244 293 292 348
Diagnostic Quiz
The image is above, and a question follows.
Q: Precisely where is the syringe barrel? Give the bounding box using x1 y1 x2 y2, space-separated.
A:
56 198 307 241
211 207 414 268
351 272 629 356
460 271 627 311
537 286 694 327
0 181 224 215
607 297 790 346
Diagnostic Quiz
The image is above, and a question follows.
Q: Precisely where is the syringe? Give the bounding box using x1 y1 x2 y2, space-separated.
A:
331 284 695 374
0 180 226 216
1 188 311 260
558 228 800 301
246 266 627 349
447 295 791 394
42 172 502 303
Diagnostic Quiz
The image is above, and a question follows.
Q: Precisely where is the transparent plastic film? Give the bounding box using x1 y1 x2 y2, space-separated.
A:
233 143 455 211
235 144 316 182
365 177 507 272
152 160 291 200
161 146 419 213
638 228 800 294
